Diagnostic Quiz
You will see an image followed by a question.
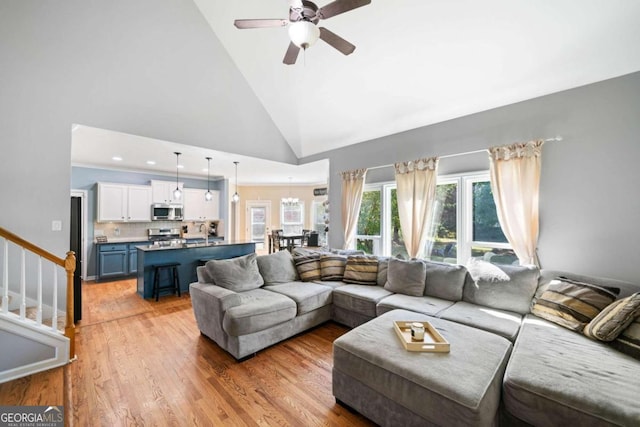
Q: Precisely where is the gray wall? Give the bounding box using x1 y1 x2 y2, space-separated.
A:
0 0 294 264
302 72 640 283
71 166 227 277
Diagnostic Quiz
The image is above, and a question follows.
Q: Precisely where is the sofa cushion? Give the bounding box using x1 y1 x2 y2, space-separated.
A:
264 281 333 315
293 254 322 282
463 259 539 315
319 254 347 281
383 257 426 296
424 260 467 301
503 314 640 426
222 289 296 336
531 277 618 332
311 280 345 290
205 253 264 292
342 255 379 285
584 292 640 341
333 284 394 317
376 257 390 286
611 315 640 360
376 293 454 317
437 301 523 342
257 250 298 284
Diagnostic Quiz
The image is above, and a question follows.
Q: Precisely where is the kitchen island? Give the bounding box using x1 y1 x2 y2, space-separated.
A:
136 240 256 299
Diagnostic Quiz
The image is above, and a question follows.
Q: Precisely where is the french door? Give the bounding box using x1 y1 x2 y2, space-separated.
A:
246 201 271 251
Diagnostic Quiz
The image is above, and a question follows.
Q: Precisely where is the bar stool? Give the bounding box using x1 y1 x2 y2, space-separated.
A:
151 262 181 301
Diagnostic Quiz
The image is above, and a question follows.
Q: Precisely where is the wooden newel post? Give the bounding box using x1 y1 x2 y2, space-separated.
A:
64 251 76 359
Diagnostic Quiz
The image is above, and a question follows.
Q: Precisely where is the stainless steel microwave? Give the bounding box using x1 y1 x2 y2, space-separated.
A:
151 204 183 221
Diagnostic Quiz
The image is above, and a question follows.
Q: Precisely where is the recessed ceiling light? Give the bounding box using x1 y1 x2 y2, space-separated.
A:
177 165 184 169
112 156 122 161
202 168 208 172
146 160 156 165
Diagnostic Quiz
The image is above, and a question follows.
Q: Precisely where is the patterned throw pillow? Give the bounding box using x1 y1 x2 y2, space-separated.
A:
531 277 619 332
584 293 640 341
342 255 379 285
319 254 347 281
293 254 322 282
611 315 640 360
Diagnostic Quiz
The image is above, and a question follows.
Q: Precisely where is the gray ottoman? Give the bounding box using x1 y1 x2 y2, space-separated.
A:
333 309 512 427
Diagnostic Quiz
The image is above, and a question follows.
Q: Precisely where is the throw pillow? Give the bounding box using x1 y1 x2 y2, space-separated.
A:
531 277 619 332
293 254 322 282
462 259 540 315
383 257 426 297
342 255 379 285
319 254 347 281
205 253 264 292
584 293 640 341
610 315 640 360
256 250 298 285
376 257 390 286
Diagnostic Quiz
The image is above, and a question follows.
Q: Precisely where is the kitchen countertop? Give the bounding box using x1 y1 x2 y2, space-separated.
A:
136 240 249 252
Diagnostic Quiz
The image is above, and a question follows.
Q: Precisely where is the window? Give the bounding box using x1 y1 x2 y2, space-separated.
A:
281 202 304 234
355 172 516 265
356 189 381 254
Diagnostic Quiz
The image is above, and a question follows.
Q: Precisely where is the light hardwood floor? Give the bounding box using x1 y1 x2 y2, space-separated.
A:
0 278 374 426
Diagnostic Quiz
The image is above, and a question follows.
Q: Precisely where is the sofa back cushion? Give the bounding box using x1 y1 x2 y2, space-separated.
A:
377 257 390 286
205 253 264 292
383 258 426 296
463 259 539 315
320 254 348 281
343 255 379 285
257 250 298 284
293 254 322 282
424 260 467 301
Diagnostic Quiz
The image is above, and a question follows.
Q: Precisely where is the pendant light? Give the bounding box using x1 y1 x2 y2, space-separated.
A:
232 161 240 203
173 152 182 200
282 177 299 206
205 157 213 201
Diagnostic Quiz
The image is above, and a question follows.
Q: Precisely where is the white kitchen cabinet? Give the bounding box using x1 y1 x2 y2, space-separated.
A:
127 185 152 221
183 188 220 221
97 183 152 222
151 180 184 204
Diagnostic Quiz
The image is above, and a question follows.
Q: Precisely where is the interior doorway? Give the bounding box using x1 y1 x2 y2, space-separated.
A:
70 190 87 323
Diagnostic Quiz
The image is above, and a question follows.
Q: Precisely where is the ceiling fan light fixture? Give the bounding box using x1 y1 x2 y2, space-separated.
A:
288 20 320 49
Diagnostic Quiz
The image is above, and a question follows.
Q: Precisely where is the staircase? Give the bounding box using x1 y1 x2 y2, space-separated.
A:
0 226 76 383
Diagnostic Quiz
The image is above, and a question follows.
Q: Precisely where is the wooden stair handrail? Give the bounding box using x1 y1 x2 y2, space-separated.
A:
0 226 76 359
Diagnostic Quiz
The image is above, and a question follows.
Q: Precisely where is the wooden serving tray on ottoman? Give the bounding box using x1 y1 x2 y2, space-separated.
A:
393 320 450 353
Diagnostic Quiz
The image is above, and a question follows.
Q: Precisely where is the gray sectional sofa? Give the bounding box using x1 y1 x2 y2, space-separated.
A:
189 249 640 426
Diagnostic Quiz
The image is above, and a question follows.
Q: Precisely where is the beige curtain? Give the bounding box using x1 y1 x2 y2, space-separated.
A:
489 140 544 266
341 168 367 249
394 157 439 258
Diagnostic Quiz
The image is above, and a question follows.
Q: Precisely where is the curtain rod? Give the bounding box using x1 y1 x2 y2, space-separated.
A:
366 136 563 169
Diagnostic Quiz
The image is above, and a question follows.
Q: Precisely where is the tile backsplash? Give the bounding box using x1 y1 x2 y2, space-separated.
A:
94 220 219 240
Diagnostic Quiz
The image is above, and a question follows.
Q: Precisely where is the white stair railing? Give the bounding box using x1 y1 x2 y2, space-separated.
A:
0 227 76 359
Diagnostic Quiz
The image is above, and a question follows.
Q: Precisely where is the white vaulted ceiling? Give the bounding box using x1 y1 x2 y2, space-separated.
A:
193 0 640 158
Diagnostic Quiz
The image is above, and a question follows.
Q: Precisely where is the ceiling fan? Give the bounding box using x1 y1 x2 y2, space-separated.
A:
234 0 371 65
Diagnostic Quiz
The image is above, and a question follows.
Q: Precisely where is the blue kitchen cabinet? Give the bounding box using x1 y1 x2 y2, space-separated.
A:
97 244 128 279
97 241 150 281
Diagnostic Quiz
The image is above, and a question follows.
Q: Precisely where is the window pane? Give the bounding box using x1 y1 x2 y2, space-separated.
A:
357 190 381 236
471 246 518 265
472 181 508 243
389 189 408 259
427 183 457 262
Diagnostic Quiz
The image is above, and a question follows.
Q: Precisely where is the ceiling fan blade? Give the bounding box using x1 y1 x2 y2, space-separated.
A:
319 27 355 55
234 19 288 29
283 42 301 65
318 0 371 20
